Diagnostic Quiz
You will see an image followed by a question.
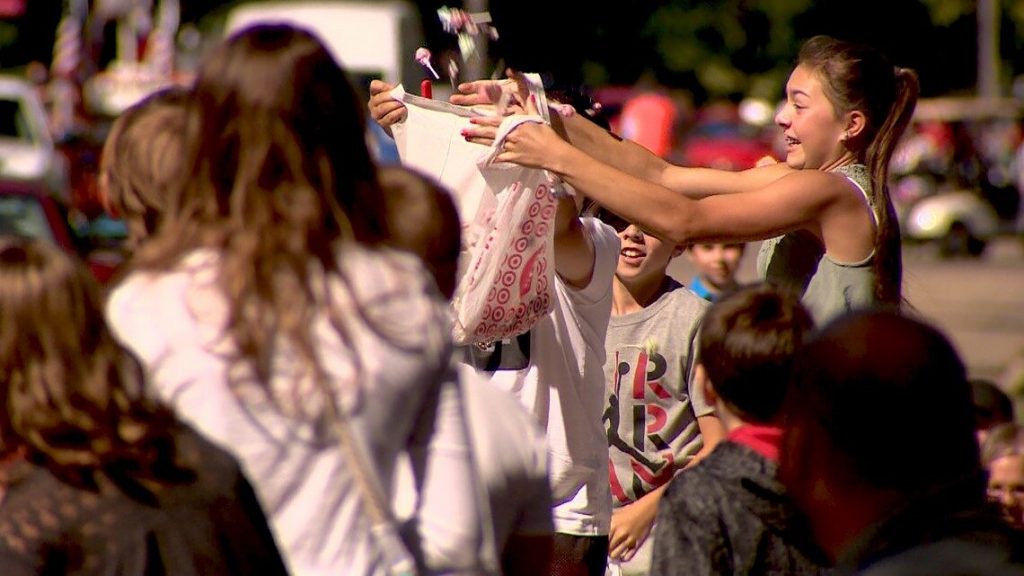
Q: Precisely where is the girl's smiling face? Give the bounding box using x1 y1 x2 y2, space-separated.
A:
775 64 851 171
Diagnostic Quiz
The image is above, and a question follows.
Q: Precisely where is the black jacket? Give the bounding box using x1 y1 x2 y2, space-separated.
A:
651 440 832 575
0 424 288 576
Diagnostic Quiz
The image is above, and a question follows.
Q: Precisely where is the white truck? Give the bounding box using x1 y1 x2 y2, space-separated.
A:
223 0 425 92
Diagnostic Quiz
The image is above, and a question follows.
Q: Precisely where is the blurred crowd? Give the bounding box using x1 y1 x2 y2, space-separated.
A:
0 17 1021 576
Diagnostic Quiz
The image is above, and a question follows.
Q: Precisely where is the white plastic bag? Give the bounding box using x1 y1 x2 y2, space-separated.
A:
390 78 559 345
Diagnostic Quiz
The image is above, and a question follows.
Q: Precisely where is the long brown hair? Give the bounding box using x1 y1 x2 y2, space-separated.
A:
798 35 919 305
131 24 391 406
0 238 191 496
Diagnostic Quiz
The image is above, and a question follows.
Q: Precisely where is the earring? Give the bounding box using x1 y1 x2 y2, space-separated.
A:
843 130 850 141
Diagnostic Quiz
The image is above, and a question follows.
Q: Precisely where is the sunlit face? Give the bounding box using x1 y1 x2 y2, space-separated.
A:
987 454 1024 530
687 243 744 292
775 64 849 170
612 223 681 288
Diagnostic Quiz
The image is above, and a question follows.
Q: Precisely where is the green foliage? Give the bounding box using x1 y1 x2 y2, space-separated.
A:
1010 0 1024 39
0 22 17 53
578 0 1024 101
919 0 975 26
586 0 814 102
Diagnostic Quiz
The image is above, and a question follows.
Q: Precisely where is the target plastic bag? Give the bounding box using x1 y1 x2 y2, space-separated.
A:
390 78 560 345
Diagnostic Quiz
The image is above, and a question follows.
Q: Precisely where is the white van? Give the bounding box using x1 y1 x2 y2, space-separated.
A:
224 0 425 91
0 75 70 201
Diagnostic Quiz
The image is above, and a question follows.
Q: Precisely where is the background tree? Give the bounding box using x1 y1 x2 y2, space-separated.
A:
4 0 1024 101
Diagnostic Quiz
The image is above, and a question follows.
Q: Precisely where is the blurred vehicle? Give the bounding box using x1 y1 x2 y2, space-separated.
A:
223 0 420 165
892 96 1021 257
224 0 424 91
0 179 122 282
617 91 679 158
899 185 1000 257
676 100 775 170
0 75 71 201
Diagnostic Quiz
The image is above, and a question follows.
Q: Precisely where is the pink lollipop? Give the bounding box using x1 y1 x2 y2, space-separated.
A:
415 47 440 80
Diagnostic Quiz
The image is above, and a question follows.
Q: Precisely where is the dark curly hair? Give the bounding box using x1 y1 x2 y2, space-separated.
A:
0 237 193 499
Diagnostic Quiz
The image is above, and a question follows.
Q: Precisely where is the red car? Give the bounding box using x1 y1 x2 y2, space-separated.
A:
676 102 776 170
0 180 122 282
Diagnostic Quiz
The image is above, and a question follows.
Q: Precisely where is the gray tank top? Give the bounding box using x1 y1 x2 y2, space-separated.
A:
756 163 877 325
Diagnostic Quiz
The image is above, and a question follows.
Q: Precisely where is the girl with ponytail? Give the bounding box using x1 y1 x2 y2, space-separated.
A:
451 35 919 324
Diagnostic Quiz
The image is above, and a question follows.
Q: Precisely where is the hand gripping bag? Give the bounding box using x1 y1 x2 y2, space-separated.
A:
389 78 560 345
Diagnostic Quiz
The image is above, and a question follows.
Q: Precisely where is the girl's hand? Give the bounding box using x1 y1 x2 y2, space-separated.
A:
461 115 502 147
491 95 568 171
460 93 570 171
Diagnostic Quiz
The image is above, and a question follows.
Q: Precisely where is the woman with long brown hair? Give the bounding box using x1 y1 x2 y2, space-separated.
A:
106 24 485 575
0 237 287 575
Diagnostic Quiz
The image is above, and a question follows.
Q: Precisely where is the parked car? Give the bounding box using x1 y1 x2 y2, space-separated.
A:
0 75 71 201
0 180 122 282
676 101 775 170
898 185 1000 257
892 96 1021 257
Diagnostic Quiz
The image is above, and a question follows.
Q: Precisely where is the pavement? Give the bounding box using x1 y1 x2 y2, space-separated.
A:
668 237 1024 402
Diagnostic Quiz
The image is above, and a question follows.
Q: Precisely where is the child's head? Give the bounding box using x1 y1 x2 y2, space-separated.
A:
378 166 462 300
100 86 190 249
971 378 1015 445
152 22 387 259
698 283 813 423
589 204 682 286
686 242 745 298
981 423 1024 530
785 309 979 496
780 309 979 562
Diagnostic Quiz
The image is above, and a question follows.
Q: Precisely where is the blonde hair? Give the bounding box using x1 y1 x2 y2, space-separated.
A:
982 423 1024 466
101 87 190 249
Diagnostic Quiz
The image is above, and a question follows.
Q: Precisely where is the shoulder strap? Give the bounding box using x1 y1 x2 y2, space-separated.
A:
319 377 417 575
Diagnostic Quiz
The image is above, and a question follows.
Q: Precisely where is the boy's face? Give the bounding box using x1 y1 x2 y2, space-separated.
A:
987 454 1024 530
687 243 744 290
614 228 680 286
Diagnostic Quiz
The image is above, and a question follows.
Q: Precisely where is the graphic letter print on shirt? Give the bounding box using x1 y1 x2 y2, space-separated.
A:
605 346 676 503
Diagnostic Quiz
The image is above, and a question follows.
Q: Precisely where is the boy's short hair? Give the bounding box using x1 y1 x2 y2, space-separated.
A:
101 86 190 246
699 283 813 423
378 165 461 299
971 379 1015 433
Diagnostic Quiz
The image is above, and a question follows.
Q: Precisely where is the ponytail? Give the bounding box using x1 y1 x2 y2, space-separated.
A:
868 67 919 306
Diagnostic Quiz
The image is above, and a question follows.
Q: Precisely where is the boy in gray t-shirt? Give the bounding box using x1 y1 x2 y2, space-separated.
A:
593 206 724 575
